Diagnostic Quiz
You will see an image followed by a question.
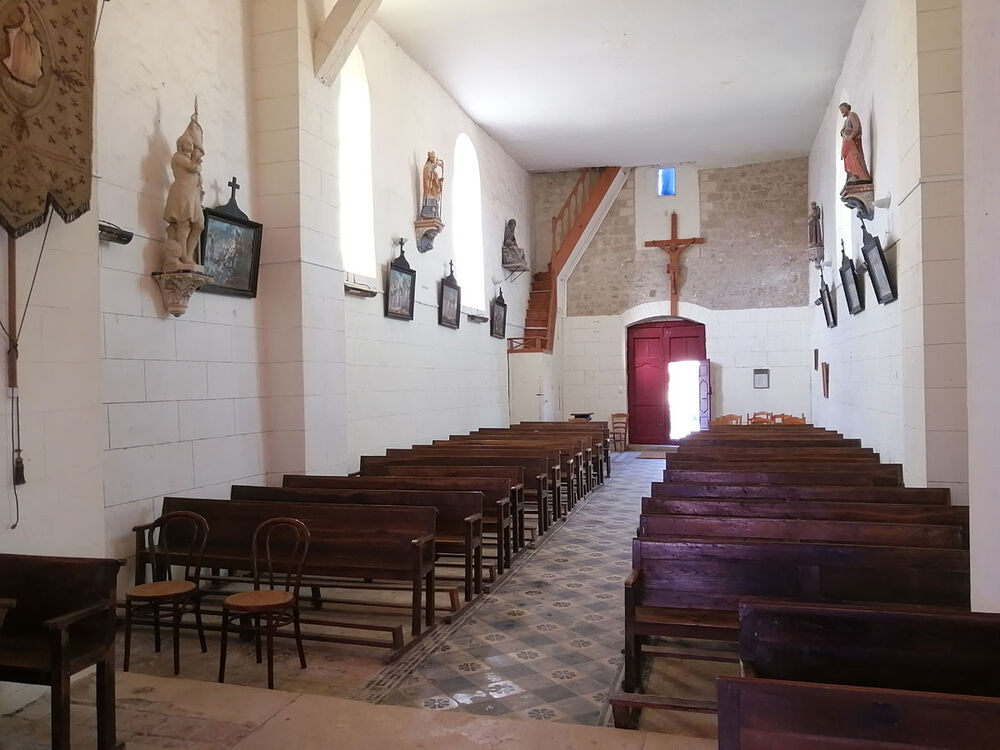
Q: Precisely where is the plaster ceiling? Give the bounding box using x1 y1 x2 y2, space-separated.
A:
373 0 865 172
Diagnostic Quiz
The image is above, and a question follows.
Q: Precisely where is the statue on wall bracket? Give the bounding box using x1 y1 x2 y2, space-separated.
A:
153 100 213 316
415 151 445 252
838 102 875 220
806 201 825 268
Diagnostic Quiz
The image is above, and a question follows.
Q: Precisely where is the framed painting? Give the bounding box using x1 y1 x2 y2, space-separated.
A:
862 228 897 304
199 207 263 297
385 247 416 321
438 262 461 329
820 277 837 328
490 289 507 339
839 251 865 315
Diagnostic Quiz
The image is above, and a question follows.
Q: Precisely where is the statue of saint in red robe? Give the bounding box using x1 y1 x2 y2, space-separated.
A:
839 103 871 184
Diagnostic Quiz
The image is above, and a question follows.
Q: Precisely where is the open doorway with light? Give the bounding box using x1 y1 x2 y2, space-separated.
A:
626 320 709 444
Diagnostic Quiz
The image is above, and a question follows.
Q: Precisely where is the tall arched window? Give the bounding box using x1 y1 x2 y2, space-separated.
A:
451 133 486 310
338 47 376 278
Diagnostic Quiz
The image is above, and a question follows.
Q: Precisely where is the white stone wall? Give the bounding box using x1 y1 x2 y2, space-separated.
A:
96 1 264 567
561 301 812 430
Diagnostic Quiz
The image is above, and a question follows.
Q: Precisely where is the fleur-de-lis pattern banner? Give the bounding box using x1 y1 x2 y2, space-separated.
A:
0 0 96 237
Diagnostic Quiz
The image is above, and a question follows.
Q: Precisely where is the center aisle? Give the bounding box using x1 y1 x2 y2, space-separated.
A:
363 452 663 725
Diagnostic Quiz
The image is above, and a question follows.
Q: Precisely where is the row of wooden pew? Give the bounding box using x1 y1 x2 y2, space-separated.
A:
135 420 610 658
613 423 1000 748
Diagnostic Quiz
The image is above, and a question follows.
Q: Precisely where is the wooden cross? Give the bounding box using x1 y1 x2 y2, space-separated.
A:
643 212 705 316
227 176 240 200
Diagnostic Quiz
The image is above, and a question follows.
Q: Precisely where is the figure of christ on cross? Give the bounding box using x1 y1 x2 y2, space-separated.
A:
643 212 706 316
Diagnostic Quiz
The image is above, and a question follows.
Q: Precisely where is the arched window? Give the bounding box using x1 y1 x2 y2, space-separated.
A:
338 47 376 278
451 133 486 310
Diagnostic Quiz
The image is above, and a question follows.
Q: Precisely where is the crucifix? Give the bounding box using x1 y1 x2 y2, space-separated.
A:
643 212 706 316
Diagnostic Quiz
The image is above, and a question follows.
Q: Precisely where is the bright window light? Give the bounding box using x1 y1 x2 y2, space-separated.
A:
451 133 486 310
657 167 676 197
338 47 376 278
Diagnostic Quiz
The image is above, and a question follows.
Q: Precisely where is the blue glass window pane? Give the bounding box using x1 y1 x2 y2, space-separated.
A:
658 167 676 196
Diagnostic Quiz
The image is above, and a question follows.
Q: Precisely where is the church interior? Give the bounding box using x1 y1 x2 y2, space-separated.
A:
1 0 999 747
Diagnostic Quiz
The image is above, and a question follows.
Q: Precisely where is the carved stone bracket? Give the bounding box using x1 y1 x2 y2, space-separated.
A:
152 269 213 317
840 182 875 221
414 217 444 253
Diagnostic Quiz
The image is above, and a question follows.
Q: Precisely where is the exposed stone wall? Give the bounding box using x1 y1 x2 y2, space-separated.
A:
565 157 809 316
531 170 585 271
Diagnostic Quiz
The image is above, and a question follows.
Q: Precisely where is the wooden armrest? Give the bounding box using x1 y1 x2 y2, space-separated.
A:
624 569 640 587
463 513 484 524
43 599 114 631
131 521 156 532
0 597 16 609
411 533 435 548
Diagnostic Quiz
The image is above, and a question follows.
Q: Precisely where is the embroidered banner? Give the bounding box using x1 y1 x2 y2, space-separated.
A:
0 0 96 237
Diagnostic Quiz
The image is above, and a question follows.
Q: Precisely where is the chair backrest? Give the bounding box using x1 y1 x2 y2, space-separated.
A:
748 413 774 425
710 414 742 425
252 517 310 598
149 511 209 584
611 413 628 429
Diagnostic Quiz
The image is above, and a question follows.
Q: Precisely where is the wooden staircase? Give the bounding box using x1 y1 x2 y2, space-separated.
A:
508 166 622 353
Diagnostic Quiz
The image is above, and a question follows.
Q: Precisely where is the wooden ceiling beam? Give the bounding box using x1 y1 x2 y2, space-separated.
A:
313 0 382 86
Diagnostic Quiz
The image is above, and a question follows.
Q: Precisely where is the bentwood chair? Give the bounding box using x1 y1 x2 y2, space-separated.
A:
218 517 310 689
611 413 629 451
124 511 209 675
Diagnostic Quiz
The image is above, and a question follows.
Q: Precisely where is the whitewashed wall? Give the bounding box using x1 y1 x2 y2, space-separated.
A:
95 1 265 568
633 164 701 251
561 301 812 430
344 23 531 468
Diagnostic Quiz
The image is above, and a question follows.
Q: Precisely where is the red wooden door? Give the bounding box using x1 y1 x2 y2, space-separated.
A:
627 321 706 443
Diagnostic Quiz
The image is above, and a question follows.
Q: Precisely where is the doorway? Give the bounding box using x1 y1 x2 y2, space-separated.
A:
627 320 708 444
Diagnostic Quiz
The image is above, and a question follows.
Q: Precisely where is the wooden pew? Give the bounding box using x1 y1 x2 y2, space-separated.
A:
370 450 559 532
716 677 1000 750
474 426 606 488
651 482 950 504
738 600 1000 696
683 436 863 448
641 496 970 525
515 420 612 478
662 467 902 487
622 537 970 693
383 465 528 549
282 474 514 569
232 484 485 602
637 514 967 548
159 497 436 641
0 553 122 750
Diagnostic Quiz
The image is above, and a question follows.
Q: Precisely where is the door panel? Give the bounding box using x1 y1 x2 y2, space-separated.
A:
698 359 712 430
627 321 707 444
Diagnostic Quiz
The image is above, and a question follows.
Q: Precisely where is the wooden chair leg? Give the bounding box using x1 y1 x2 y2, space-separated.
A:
265 612 275 690
122 600 132 673
310 586 323 609
254 615 263 663
411 573 422 636
152 601 162 653
171 600 181 675
194 596 207 653
51 669 71 750
96 657 117 750
293 607 306 669
218 611 229 683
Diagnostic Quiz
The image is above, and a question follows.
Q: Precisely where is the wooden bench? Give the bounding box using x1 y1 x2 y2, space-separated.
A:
0 553 122 750
637 514 967 548
232 484 485 602
622 537 970 693
514 420 612 478
651 482 951 504
158 497 436 643
662 467 902 487
641 496 970 525
383 465 528 549
716 677 1000 750
282 474 513 569
363 452 555 534
476 426 606 488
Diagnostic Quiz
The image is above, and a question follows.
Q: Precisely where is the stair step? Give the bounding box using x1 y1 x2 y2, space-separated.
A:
526 312 548 323
533 272 551 282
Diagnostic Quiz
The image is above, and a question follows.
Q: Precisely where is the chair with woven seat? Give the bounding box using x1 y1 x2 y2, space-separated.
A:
124 510 209 676
218 517 310 690
709 414 743 425
611 413 629 451
747 411 774 425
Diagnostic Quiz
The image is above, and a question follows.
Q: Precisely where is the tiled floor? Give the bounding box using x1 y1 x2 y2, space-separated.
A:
0 453 715 748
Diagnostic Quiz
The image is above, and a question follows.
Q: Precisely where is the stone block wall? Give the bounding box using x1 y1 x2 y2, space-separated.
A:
531 170 585 271
564 157 810 316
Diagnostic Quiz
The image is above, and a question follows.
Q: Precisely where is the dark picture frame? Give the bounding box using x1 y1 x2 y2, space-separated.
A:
839 250 865 315
385 246 416 321
820 277 837 328
199 206 263 297
862 225 897 304
490 289 507 339
438 262 461 329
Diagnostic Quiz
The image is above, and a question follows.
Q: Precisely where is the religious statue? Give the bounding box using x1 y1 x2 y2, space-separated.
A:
2 2 43 88
163 103 206 270
501 218 528 269
420 151 444 219
807 202 823 248
839 103 871 186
